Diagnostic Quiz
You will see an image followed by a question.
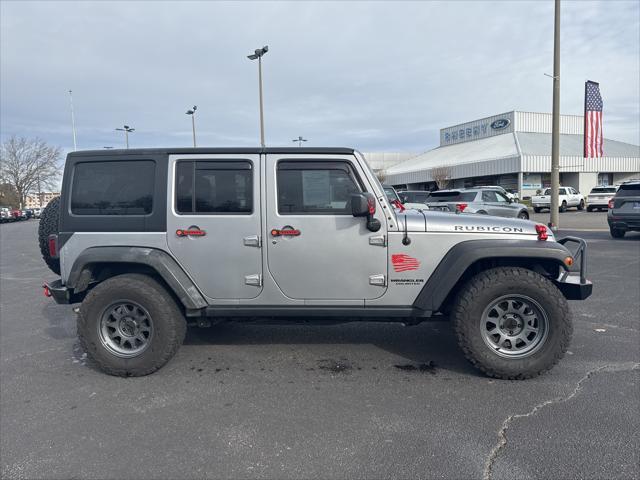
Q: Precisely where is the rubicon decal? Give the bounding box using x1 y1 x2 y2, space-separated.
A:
392 254 420 272
454 225 524 233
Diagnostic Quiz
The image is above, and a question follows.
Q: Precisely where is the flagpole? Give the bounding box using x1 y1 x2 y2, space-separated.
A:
583 81 588 159
549 0 561 231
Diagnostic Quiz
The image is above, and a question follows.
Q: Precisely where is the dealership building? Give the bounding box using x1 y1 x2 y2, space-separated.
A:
384 111 640 198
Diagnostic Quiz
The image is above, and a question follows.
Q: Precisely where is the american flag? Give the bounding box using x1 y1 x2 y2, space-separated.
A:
391 254 420 272
584 81 603 158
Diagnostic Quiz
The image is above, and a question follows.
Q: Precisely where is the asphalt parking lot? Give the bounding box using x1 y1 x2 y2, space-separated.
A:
1 214 638 480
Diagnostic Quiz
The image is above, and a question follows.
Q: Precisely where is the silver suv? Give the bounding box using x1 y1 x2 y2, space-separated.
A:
425 188 530 219
40 148 591 379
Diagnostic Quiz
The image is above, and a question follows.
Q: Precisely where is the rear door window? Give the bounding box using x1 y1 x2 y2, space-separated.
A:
175 160 253 214
71 160 155 215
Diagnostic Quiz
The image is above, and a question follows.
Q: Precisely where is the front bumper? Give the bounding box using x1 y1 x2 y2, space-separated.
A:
43 279 83 304
554 237 593 300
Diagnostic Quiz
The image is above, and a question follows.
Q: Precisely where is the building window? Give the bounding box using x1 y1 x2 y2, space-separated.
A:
71 161 154 215
175 160 253 214
277 161 362 215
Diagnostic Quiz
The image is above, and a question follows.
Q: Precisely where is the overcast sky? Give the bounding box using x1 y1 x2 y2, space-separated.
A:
1 0 639 155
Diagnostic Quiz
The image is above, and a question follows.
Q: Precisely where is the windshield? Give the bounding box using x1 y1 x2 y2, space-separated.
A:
427 191 477 202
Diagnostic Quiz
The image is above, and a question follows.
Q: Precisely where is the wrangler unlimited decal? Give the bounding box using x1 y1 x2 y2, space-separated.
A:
454 225 525 233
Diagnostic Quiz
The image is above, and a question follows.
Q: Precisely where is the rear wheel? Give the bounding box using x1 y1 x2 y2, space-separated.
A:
78 274 186 376
577 200 585 211
559 201 567 213
610 227 626 238
517 211 529 220
37 196 61 275
533 207 541 213
451 267 572 379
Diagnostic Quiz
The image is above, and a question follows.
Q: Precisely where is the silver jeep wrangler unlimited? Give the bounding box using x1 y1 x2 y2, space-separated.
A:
40 148 592 378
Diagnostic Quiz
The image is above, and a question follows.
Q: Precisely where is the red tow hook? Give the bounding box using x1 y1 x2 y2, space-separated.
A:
43 284 52 298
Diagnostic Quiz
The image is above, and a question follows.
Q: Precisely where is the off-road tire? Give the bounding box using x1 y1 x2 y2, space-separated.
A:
517 210 529 220
38 196 61 275
559 201 567 213
533 207 541 213
78 274 186 376
577 200 585 211
451 267 572 380
610 227 625 238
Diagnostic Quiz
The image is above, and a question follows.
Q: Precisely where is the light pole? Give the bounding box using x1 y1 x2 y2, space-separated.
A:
68 90 77 151
115 125 135 149
247 45 268 147
549 0 561 230
186 106 197 147
292 136 307 147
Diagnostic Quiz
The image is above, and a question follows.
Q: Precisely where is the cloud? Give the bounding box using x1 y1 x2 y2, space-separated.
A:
1 0 638 154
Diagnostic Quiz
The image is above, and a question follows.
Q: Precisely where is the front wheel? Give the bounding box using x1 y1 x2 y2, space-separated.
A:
78 274 186 376
577 200 585 211
451 267 572 379
517 210 529 220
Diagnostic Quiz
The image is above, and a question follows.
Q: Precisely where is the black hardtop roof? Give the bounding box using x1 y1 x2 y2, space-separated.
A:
67 147 355 158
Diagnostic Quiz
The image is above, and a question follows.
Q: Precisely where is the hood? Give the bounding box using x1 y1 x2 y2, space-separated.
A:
396 210 544 237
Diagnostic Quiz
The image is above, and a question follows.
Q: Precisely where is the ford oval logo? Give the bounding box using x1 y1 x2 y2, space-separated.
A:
490 118 511 130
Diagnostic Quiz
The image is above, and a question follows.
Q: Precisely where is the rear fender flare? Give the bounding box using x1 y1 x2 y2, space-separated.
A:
67 246 207 310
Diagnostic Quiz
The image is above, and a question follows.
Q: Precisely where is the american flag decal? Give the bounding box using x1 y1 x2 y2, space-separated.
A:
392 254 420 272
584 81 603 158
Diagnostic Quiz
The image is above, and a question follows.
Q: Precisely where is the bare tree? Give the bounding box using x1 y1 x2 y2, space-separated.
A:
0 136 62 208
376 169 387 184
431 166 452 190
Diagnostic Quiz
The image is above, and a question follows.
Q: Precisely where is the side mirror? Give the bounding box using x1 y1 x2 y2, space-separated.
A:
350 192 381 232
351 192 375 217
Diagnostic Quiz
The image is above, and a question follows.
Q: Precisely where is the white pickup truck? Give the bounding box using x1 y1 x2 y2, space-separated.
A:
532 187 585 213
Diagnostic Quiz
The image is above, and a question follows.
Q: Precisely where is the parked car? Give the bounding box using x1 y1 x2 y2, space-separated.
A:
532 187 585 213
32 208 42 218
424 188 530 219
607 180 640 238
0 207 12 223
10 209 23 221
396 189 433 210
41 147 591 379
586 186 618 212
476 185 519 202
24 209 35 219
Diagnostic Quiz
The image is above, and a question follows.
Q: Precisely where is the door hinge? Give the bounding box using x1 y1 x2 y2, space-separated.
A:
245 274 262 287
369 235 386 247
369 274 387 286
243 235 261 248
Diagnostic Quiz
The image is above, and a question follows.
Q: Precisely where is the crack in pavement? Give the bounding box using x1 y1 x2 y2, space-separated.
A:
482 362 640 480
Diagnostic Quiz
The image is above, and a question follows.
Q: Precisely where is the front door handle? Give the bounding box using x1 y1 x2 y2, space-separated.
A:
243 235 261 247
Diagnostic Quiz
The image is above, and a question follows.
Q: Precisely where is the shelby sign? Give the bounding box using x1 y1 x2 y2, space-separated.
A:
440 113 514 146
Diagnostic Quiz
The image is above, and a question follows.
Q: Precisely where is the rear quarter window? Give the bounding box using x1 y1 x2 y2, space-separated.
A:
70 160 155 215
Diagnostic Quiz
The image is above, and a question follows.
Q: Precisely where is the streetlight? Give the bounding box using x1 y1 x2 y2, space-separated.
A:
115 125 135 149
292 136 307 147
186 106 197 147
247 45 268 147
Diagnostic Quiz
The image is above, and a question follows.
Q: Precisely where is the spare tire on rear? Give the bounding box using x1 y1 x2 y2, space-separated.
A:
38 196 61 275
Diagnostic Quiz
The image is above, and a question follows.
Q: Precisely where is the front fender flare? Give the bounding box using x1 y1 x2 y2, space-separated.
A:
412 239 572 312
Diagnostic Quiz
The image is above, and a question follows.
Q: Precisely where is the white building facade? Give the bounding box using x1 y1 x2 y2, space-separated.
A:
385 111 640 198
